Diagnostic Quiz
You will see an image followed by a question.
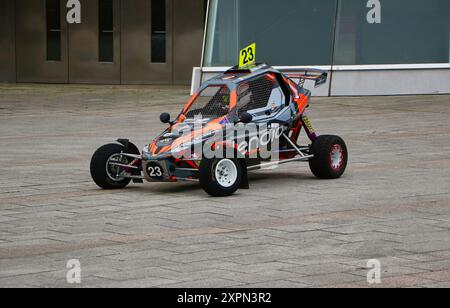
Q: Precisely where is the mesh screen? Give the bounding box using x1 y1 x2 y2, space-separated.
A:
185 86 230 119
237 76 276 116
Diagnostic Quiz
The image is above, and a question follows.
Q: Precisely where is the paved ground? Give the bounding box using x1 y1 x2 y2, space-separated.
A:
0 84 450 288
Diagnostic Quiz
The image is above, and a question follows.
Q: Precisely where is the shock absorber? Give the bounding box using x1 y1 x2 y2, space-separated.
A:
301 114 318 141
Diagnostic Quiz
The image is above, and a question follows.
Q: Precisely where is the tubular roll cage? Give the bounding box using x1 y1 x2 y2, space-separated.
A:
107 66 328 183
109 133 315 183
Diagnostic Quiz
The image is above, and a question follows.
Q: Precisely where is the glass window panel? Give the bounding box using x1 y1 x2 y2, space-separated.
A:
46 0 61 61
99 0 114 62
334 0 450 65
204 0 338 67
151 0 166 63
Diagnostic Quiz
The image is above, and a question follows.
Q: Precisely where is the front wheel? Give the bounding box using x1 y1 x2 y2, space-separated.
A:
199 158 242 197
309 135 348 179
90 144 132 189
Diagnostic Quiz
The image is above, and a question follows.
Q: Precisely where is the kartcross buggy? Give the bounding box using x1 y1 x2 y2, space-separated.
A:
90 64 348 197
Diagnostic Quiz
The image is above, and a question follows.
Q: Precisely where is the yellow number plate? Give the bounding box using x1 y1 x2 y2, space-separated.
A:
239 43 256 68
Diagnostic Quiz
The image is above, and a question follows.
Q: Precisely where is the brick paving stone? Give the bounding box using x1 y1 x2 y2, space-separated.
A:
1 84 450 287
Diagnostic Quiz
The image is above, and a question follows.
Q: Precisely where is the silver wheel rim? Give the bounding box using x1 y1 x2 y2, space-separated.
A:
215 159 238 188
106 153 126 181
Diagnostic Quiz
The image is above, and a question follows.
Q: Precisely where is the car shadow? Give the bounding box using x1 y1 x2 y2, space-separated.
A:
248 170 313 182
134 171 314 195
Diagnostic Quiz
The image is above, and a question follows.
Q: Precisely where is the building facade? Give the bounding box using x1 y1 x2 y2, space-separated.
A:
0 0 206 85
2 0 450 96
195 0 450 96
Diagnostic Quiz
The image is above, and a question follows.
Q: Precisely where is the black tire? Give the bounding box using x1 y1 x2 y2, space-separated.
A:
90 144 131 189
309 135 348 179
199 158 242 197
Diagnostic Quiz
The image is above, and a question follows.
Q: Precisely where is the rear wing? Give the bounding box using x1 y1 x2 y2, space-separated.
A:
286 70 328 88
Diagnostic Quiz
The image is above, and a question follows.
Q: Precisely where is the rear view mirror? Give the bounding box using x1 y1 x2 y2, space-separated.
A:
239 112 253 124
160 113 171 124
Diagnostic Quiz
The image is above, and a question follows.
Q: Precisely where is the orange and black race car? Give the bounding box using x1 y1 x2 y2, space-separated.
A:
90 64 348 197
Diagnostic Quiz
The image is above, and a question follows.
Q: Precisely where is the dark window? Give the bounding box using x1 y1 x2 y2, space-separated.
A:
334 0 450 65
46 0 61 61
99 0 114 62
204 0 338 66
151 0 166 63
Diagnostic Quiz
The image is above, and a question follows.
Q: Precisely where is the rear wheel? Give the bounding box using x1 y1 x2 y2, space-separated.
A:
199 158 242 197
90 144 132 189
309 135 348 179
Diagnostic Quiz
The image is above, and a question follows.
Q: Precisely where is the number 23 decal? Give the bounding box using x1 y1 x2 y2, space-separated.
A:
239 43 256 68
148 166 162 178
241 47 254 65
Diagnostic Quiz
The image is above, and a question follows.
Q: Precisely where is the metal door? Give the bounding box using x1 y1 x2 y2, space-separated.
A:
121 0 174 84
16 0 68 83
68 0 121 84
0 0 16 82
173 0 205 85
